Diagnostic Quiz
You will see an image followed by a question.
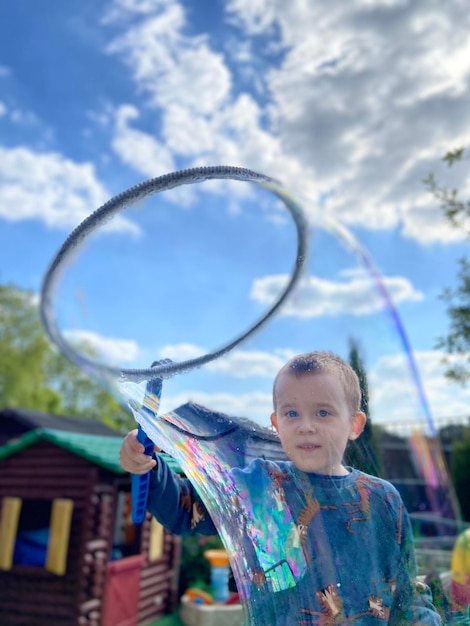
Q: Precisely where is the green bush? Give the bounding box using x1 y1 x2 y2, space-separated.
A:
178 534 225 597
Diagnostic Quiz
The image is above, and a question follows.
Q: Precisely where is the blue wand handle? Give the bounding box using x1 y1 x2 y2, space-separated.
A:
130 362 168 524
131 425 155 523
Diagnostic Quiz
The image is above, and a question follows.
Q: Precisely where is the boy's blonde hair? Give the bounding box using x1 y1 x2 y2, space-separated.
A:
273 351 362 415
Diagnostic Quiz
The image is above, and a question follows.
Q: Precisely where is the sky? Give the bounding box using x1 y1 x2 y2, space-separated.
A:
1 0 470 433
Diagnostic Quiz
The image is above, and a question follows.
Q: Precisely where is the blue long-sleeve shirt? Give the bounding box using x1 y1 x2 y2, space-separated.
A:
147 457 441 625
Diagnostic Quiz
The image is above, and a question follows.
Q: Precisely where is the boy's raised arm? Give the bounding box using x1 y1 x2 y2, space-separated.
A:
147 452 217 536
120 429 217 536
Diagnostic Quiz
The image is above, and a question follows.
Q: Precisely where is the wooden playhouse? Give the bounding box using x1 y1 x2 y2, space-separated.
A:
0 408 183 626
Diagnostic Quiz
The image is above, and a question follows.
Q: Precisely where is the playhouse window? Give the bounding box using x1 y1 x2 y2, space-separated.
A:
14 498 52 567
111 489 142 560
0 496 73 574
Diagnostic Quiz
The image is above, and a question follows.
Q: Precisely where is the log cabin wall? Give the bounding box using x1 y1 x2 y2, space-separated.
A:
0 440 98 626
77 480 115 626
0 437 183 626
137 509 182 624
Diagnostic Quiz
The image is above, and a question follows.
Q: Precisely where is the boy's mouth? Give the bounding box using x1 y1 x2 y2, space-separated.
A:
297 443 320 450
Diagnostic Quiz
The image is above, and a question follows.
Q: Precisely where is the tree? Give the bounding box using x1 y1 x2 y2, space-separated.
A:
424 148 468 231
425 149 470 521
451 426 470 522
424 148 470 383
344 338 382 476
0 282 134 432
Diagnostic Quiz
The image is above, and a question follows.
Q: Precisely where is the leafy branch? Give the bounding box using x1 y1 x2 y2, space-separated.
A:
425 148 470 383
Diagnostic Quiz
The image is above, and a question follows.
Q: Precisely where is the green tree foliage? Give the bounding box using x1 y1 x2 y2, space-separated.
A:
178 535 227 597
0 282 134 432
425 149 470 522
344 338 382 476
424 148 470 383
451 426 470 522
424 148 468 230
0 284 60 412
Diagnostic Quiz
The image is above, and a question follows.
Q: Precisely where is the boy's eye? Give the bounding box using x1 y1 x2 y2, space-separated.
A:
285 410 298 418
317 409 330 418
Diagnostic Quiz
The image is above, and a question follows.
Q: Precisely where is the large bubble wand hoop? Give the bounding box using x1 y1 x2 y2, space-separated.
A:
40 166 309 386
40 166 310 623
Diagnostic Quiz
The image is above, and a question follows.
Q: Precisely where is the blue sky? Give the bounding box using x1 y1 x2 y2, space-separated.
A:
1 0 470 431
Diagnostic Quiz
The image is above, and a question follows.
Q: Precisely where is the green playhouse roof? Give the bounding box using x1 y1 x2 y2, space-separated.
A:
0 428 183 475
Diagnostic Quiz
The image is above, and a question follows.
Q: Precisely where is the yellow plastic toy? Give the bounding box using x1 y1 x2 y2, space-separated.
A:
450 528 470 610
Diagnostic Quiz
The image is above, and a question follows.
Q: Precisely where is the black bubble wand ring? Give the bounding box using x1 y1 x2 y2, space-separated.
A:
40 166 310 385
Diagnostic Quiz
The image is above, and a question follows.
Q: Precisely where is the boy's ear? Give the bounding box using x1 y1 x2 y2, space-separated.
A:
270 412 278 431
349 411 366 440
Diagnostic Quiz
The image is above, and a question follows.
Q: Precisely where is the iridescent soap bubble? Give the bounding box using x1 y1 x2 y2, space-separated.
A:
41 166 462 625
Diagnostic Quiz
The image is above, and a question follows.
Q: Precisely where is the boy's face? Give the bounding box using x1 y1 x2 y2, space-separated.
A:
270 370 365 475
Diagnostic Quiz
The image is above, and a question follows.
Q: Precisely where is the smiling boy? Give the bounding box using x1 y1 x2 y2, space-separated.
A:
120 351 441 624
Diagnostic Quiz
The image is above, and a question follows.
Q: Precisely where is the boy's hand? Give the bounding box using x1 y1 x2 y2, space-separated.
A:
120 428 160 474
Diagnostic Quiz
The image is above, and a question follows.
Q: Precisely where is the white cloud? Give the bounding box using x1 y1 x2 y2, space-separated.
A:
158 344 295 377
106 3 231 115
205 349 294 377
65 329 140 364
0 102 6 117
104 0 470 245
162 104 217 156
160 389 273 424
357 0 409 6
0 65 10 77
250 270 423 318
117 344 293 424
228 1 470 244
0 146 140 233
225 0 277 35
104 0 320 207
112 105 175 178
369 350 470 429
102 0 173 23
110 100 313 215
400 195 467 244
162 93 317 205
158 343 205 361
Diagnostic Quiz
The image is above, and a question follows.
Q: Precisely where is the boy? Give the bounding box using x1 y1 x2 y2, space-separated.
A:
120 351 441 624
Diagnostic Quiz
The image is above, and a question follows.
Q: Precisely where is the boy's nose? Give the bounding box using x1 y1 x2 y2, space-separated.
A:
297 417 317 434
